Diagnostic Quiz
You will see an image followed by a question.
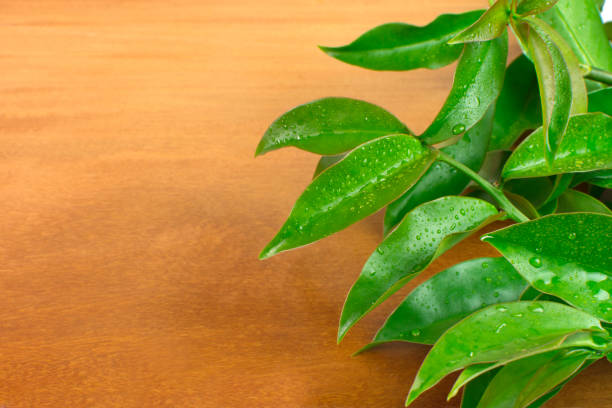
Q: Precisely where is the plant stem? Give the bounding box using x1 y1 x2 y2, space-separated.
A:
584 66 612 86
436 151 529 223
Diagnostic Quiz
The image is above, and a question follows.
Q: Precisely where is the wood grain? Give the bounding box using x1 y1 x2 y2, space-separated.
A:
0 0 609 406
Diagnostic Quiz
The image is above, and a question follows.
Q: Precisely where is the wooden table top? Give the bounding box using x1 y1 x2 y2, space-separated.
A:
0 0 609 406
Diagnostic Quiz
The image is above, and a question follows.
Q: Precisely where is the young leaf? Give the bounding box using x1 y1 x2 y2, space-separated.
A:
503 177 553 209
405 301 604 406
482 213 612 322
319 10 484 71
490 55 541 151
384 106 494 235
557 189 612 215
420 33 508 144
540 0 612 72
476 349 564 408
313 154 344 179
589 88 612 116
449 0 509 44
516 0 560 16
526 359 596 408
502 113 612 180
255 98 409 156
515 349 594 407
363 257 527 348
259 134 437 259
338 197 499 342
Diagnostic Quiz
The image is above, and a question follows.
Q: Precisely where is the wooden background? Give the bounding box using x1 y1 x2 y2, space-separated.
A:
0 0 609 406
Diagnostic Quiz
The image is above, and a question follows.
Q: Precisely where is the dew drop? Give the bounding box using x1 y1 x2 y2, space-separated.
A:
452 124 466 135
529 257 542 268
468 351 475 358
496 306 508 312
528 303 544 313
482 262 489 269
495 323 507 333
411 329 421 337
485 277 492 283
568 232 577 240
376 248 384 255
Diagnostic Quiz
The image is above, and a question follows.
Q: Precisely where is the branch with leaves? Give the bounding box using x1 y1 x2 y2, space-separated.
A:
256 0 612 406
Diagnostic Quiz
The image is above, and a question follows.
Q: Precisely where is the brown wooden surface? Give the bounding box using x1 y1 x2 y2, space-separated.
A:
0 0 609 406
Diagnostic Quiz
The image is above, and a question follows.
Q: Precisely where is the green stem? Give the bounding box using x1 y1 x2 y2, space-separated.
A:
437 151 529 223
584 66 612 86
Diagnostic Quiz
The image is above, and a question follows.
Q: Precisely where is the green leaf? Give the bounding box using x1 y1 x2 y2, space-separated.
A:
503 177 553 209
605 22 612 42
557 189 612 215
526 359 596 407
406 301 603 406
504 190 540 219
313 154 345 179
523 17 587 161
363 257 527 348
516 0 560 16
338 197 499 342
515 348 594 407
420 34 508 144
447 331 596 401
490 55 541 151
482 213 612 322
540 0 612 71
319 11 484 71
589 88 612 116
572 169 612 189
449 0 509 44
476 349 564 408
255 97 409 156
502 113 612 180
384 106 494 235
259 134 436 259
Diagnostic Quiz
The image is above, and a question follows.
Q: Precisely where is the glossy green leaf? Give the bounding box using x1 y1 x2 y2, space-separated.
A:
504 177 553 209
516 0 560 16
490 55 541 151
605 22 612 42
313 154 344 179
572 169 612 189
544 173 574 205
557 189 612 215
502 113 612 180
259 134 437 259
363 257 527 347
515 349 593 407
538 198 558 216
476 349 564 408
504 191 540 219
589 88 612 116
420 34 508 144
447 331 597 400
338 197 499 342
482 213 612 322
449 0 509 44
255 98 409 156
460 368 500 408
526 359 596 408
524 17 587 161
406 301 603 406
319 10 483 71
540 0 612 72
384 107 494 235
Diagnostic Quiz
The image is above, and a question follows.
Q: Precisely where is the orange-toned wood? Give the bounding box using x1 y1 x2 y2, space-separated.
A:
0 0 609 406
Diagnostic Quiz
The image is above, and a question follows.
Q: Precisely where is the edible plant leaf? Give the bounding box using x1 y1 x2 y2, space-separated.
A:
556 189 612 215
338 197 499 342
362 257 527 348
313 154 344 179
259 134 436 259
449 0 509 44
384 107 494 234
476 349 564 408
482 213 612 322
490 55 541 151
319 11 484 71
515 349 594 407
406 301 604 406
420 33 508 144
460 368 500 408
540 0 612 71
502 113 612 180
589 88 612 116
255 97 409 156
516 0 560 16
